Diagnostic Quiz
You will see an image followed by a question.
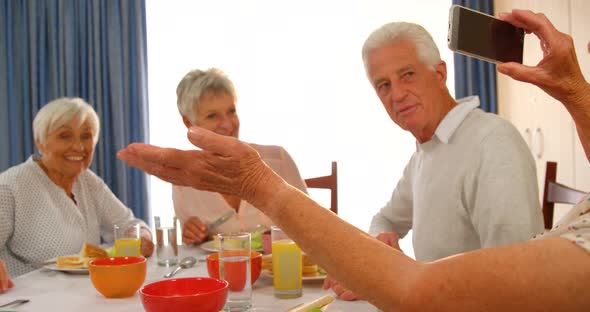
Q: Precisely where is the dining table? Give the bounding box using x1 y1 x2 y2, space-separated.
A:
0 244 379 311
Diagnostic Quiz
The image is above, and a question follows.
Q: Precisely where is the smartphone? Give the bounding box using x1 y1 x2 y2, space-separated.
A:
448 5 524 64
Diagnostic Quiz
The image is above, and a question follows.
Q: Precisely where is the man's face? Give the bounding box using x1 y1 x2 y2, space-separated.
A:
366 40 449 142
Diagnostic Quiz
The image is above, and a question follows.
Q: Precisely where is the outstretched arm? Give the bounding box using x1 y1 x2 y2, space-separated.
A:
118 127 590 311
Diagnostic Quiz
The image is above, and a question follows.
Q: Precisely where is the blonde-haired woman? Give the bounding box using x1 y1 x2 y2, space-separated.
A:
0 97 153 287
173 68 308 244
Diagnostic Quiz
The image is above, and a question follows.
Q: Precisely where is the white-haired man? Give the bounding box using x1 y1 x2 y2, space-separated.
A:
324 21 544 300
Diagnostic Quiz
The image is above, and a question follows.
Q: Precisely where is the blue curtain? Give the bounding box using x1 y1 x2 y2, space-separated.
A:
0 0 150 221
452 0 497 113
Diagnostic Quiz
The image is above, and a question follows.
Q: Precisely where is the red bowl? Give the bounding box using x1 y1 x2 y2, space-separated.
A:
89 256 146 298
140 277 228 312
206 251 262 290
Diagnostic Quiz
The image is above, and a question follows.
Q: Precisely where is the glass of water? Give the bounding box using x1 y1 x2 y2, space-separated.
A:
154 216 179 267
218 232 251 312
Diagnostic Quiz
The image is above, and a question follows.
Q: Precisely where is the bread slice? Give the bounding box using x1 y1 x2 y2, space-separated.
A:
56 243 108 269
301 253 322 277
57 256 86 269
303 264 319 277
262 253 321 277
261 254 273 272
80 242 108 259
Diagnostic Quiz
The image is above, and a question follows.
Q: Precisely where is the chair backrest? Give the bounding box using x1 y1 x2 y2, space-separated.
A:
542 161 587 229
304 161 338 214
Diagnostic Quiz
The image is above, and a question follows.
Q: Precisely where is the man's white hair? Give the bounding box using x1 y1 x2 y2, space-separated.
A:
362 22 441 73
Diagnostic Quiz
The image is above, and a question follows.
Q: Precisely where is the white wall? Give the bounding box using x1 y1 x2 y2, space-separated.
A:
146 0 455 258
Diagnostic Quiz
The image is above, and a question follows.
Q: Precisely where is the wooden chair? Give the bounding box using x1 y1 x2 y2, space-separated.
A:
304 161 338 214
542 161 587 229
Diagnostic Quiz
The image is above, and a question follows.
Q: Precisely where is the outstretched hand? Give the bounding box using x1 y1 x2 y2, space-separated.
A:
117 127 277 207
496 9 587 104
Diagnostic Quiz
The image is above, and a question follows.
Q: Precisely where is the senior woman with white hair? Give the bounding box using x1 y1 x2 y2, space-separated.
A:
173 68 308 244
0 97 153 288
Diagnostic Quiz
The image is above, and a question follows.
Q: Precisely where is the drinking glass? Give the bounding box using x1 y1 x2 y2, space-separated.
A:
271 226 302 298
154 216 179 266
114 223 141 257
218 232 251 312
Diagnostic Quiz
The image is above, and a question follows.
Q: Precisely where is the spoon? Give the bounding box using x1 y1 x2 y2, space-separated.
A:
164 256 197 278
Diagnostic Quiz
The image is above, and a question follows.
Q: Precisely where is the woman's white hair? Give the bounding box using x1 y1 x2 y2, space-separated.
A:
362 22 441 73
176 68 237 125
33 97 100 146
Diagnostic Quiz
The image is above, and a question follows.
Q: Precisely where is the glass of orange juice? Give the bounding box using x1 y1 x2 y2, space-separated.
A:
271 226 302 298
114 223 141 257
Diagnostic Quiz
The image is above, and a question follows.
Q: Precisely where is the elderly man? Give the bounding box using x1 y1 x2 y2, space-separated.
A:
323 21 544 300
366 21 543 257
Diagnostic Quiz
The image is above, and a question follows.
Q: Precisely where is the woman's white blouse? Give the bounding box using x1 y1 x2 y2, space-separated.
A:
173 144 308 235
0 156 147 277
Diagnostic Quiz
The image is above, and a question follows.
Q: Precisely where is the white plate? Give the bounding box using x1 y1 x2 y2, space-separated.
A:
261 269 326 281
199 240 264 253
42 263 89 274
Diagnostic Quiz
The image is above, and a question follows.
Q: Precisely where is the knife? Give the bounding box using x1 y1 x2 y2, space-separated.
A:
208 210 236 230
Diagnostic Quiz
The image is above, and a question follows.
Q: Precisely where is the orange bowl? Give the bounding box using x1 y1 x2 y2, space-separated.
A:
89 256 146 298
206 251 262 290
140 277 228 312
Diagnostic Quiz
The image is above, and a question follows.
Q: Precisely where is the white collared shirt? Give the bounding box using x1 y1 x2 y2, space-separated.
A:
370 96 543 261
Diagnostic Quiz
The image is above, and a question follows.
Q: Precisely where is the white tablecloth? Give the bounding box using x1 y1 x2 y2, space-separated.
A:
1 245 378 311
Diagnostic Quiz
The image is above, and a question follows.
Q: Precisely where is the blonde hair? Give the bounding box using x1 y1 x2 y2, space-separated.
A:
176 68 237 125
